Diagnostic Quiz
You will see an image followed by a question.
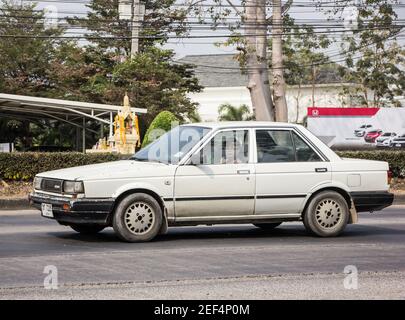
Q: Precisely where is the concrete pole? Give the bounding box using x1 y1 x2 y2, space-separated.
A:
272 0 289 122
76 127 80 152
131 0 145 57
100 123 104 138
109 112 113 138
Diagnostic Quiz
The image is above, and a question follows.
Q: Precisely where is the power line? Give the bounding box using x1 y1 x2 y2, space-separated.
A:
173 30 405 72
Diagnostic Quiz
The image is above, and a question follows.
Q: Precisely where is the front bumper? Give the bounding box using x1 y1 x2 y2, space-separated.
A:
350 191 394 212
391 142 405 148
29 192 115 225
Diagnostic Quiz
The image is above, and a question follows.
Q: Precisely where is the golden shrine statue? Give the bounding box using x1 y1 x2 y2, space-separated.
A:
111 93 141 154
88 93 141 154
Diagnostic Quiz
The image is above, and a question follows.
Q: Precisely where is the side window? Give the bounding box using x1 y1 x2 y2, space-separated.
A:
292 132 322 162
200 130 249 165
256 130 295 163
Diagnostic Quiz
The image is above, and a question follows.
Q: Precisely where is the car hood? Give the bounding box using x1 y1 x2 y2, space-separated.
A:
37 160 175 181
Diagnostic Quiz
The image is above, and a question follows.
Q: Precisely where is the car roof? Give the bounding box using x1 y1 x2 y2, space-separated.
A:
182 121 302 130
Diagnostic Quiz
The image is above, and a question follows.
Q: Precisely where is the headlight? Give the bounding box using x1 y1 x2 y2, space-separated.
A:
33 177 43 190
63 181 85 194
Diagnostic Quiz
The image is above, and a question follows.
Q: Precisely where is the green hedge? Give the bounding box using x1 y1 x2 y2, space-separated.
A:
336 150 405 178
0 150 404 181
0 152 126 181
142 111 179 148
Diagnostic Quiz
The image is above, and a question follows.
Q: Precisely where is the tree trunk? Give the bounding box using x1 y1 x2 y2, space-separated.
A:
245 0 274 121
271 0 288 122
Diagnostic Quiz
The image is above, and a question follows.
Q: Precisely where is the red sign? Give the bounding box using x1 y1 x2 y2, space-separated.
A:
308 107 380 117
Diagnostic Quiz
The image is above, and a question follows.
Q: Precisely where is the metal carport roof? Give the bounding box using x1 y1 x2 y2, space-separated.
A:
0 93 147 152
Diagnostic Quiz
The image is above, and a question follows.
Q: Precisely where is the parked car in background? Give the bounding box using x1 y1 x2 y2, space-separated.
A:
354 124 373 137
29 122 394 242
364 129 383 143
390 134 405 148
376 132 397 147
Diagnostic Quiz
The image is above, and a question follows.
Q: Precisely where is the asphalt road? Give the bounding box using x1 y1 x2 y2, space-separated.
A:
0 206 404 299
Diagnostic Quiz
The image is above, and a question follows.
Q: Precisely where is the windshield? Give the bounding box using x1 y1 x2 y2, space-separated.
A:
131 126 211 164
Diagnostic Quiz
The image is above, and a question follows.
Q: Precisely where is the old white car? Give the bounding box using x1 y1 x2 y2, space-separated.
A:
30 122 394 242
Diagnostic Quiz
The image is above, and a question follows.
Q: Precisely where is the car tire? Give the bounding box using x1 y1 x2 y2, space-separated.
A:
113 193 163 243
303 191 349 237
69 224 105 234
253 222 282 230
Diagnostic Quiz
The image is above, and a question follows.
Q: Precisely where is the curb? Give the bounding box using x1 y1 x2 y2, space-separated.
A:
0 198 30 210
1 194 405 211
393 194 405 205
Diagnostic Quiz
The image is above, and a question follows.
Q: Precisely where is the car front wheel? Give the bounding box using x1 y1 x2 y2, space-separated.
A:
113 193 162 243
303 191 349 237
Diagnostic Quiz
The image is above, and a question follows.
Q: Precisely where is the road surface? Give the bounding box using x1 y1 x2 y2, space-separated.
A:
0 206 404 299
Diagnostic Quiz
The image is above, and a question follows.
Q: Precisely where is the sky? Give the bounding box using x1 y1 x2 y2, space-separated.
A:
25 0 405 60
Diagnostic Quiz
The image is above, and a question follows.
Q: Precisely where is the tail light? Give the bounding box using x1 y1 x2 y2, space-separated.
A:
387 170 393 185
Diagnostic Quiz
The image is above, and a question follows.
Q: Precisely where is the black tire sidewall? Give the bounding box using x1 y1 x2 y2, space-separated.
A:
113 193 162 242
304 191 349 237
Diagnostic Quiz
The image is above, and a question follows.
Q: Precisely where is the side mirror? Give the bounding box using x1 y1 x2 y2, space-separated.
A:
188 153 201 166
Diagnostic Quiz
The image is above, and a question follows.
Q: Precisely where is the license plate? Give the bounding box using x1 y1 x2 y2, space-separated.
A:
41 203 54 218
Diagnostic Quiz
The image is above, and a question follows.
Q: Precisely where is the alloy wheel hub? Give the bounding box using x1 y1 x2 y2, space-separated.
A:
315 199 342 229
124 202 155 235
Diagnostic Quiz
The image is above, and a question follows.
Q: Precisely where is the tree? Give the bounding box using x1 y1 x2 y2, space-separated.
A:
142 110 179 147
66 0 202 123
0 0 202 149
0 0 66 95
278 16 331 122
218 103 255 121
186 0 294 122
328 0 405 107
0 0 71 149
69 0 188 56
186 109 202 123
271 0 288 121
110 47 202 124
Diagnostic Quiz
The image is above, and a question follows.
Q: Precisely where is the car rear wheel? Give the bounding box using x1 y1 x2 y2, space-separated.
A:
253 222 282 230
303 191 349 237
113 193 162 243
69 224 105 234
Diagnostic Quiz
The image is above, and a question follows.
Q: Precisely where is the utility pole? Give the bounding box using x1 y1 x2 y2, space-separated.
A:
131 0 145 57
272 0 288 122
244 0 275 121
118 0 145 57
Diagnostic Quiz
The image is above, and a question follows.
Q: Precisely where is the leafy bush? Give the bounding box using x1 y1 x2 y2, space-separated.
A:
141 111 179 147
0 152 126 181
336 150 405 178
0 150 404 181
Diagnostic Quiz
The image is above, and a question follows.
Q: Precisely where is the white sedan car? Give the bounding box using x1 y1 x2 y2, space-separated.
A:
30 122 394 242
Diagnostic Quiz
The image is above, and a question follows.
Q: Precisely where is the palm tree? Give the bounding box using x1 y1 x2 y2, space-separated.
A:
187 109 202 123
218 103 255 121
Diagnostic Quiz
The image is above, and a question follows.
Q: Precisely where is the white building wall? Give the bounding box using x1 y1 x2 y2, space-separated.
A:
188 87 252 122
188 84 359 123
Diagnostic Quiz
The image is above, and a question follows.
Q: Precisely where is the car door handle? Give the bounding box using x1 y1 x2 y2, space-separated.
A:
315 168 328 173
237 170 250 175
